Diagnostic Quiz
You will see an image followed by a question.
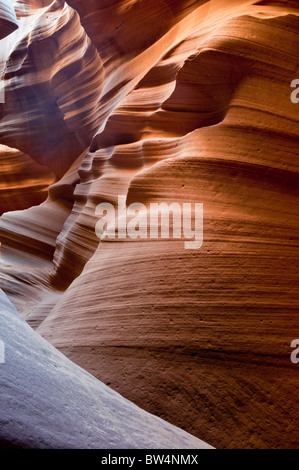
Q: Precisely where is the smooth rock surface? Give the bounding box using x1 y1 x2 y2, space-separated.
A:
0 0 18 40
0 289 212 449
0 0 299 449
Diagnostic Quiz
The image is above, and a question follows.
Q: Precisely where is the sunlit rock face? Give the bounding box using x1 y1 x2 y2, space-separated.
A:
0 145 55 214
0 0 299 449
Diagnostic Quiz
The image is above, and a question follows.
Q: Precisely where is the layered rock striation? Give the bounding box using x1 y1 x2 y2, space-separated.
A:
0 0 299 448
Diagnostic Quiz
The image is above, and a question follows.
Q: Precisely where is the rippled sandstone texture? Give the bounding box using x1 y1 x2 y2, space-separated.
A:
0 289 212 449
1 0 299 449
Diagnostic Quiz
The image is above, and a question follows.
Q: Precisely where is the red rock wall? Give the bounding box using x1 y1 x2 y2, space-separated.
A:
1 0 299 448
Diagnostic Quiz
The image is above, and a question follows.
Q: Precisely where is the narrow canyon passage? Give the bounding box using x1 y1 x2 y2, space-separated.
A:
0 0 299 449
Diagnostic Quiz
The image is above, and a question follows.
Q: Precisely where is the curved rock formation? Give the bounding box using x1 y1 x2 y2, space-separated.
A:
0 0 103 176
0 289 212 449
0 145 55 214
0 0 299 449
0 0 18 40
